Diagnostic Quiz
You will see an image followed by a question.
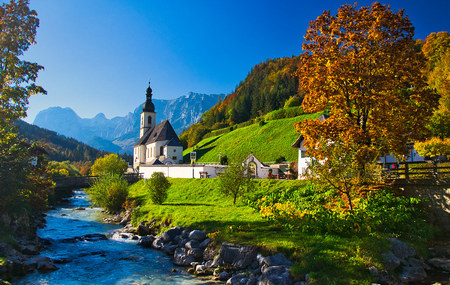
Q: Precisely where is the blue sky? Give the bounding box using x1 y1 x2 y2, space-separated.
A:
22 0 450 122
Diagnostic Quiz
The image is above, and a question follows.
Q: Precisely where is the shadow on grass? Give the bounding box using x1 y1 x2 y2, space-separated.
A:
163 202 214 207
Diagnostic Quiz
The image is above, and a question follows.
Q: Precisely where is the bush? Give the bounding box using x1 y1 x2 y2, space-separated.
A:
146 172 171 204
247 185 433 241
87 174 128 212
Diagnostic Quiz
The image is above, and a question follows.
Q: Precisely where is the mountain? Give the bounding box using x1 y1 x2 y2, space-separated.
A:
14 120 107 162
33 92 222 154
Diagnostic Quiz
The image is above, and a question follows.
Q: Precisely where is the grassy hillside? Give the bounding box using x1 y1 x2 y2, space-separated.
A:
183 113 321 163
128 178 386 284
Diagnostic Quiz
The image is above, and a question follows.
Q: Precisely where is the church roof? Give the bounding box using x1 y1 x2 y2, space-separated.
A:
135 120 182 147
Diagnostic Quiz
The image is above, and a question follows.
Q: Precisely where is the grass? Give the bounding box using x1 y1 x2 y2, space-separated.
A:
128 178 386 284
183 113 321 163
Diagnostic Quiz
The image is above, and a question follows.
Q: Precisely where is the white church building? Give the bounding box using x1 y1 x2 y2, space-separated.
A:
133 82 184 169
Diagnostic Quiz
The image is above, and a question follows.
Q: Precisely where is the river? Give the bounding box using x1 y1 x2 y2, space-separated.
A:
15 190 202 284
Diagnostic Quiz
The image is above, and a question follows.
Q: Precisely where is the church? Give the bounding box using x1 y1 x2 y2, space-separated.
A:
133 82 184 169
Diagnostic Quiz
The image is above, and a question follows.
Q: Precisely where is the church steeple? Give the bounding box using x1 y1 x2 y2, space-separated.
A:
140 80 156 138
143 80 155 112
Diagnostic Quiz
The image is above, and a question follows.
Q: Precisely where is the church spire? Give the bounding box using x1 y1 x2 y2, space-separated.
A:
143 79 155 112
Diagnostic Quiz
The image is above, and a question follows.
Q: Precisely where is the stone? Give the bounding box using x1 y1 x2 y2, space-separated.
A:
382 251 401 270
199 238 212 249
161 244 178 256
35 257 58 273
173 248 195 266
178 238 189 248
161 227 183 243
428 257 450 271
138 235 155 247
152 236 164 250
74 207 85 210
389 238 416 260
187 248 204 260
195 264 206 272
226 273 246 285
407 257 430 270
217 242 257 269
260 265 293 285
81 233 108 241
185 240 200 250
188 230 207 241
136 223 152 236
219 271 230 281
182 229 191 238
247 275 258 285
400 266 427 283
260 253 293 267
18 244 40 255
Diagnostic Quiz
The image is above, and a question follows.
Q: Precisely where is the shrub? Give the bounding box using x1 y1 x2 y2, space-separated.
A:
275 156 286 163
87 174 128 212
147 172 171 204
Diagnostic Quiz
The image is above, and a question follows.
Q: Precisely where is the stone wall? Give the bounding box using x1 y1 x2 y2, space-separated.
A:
393 179 450 233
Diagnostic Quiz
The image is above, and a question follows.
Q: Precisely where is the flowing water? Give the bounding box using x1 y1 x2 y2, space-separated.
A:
16 190 202 284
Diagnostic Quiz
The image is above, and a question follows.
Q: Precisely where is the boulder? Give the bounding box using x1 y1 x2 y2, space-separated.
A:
81 233 107 241
182 229 191 238
185 240 200 250
382 251 401 270
178 238 189 248
161 227 183 243
34 257 59 273
428 257 450 271
187 248 204 260
173 248 195 266
260 253 293 267
260 265 293 285
188 230 207 241
161 244 178 256
199 238 212 249
138 235 155 247
215 242 257 270
226 273 246 285
152 236 164 250
136 223 152 236
389 238 416 260
218 271 230 281
400 266 427 283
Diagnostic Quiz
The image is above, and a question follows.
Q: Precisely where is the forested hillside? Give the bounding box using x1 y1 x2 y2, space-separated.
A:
180 56 301 147
15 120 107 162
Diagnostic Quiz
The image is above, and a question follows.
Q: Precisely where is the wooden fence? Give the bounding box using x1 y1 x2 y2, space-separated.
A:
379 161 450 180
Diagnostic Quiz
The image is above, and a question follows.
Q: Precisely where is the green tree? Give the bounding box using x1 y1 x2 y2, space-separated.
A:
146 172 171 205
0 0 49 212
90 153 128 176
218 163 252 205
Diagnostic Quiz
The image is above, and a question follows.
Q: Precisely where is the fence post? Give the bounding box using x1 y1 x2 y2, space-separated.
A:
405 162 409 180
433 162 438 179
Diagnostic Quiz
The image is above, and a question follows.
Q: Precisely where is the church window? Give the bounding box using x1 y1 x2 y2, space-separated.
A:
173 149 176 152
160 146 164 156
148 116 152 125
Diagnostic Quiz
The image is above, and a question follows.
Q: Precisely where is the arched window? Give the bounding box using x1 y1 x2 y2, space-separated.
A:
148 116 152 125
160 146 164 156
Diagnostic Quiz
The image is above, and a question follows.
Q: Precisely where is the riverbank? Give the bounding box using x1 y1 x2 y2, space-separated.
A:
127 178 450 284
5 190 201 284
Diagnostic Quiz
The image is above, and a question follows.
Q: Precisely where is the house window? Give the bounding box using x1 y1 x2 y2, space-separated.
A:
301 150 308 158
172 156 177 160
173 149 176 152
160 146 164 156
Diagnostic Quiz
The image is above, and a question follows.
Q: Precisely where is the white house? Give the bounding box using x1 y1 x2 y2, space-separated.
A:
243 153 280 179
291 115 426 179
133 82 184 169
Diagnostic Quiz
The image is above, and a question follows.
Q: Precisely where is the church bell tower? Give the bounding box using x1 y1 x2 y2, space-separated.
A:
140 80 156 138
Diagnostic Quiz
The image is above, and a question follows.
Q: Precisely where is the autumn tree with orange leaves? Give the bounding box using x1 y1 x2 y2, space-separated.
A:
295 3 439 210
